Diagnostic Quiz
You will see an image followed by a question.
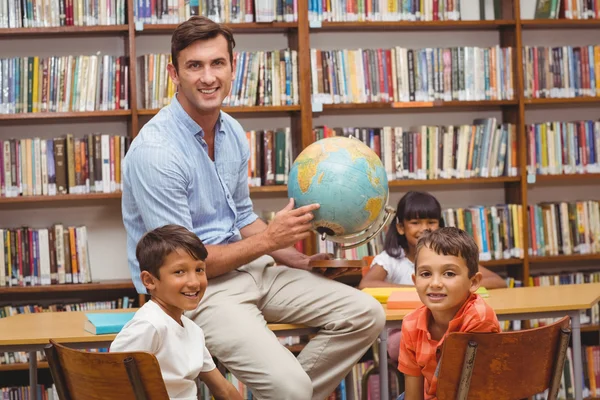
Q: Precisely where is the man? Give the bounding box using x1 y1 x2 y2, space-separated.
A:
122 16 385 400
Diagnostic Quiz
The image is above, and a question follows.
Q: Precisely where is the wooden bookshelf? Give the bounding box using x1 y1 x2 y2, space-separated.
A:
137 105 301 116
316 20 516 31
532 173 600 183
529 253 600 264
320 99 518 111
0 280 134 295
520 19 600 29
137 22 298 33
524 97 600 105
0 110 131 121
0 25 129 36
480 258 523 267
388 176 520 188
0 193 122 205
0 362 49 372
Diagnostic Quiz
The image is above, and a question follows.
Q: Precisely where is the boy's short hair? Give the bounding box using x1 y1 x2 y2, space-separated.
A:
414 227 479 277
136 224 208 279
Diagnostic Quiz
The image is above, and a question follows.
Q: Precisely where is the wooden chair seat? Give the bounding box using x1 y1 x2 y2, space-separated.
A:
436 316 571 400
44 339 170 400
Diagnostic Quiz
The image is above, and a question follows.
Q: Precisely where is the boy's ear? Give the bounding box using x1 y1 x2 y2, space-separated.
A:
469 271 483 293
140 271 158 292
411 273 416 285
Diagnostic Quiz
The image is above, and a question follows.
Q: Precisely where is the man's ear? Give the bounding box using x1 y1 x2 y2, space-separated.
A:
469 271 483 293
140 271 157 292
167 63 180 87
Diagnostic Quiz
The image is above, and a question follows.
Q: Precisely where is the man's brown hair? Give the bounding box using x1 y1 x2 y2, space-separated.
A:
414 227 479 277
136 224 208 279
171 16 236 70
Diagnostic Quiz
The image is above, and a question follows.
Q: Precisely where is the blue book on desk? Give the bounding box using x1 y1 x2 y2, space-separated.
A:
84 312 136 335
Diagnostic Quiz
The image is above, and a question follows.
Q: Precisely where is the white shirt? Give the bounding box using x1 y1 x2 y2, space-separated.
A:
370 251 415 285
110 300 216 400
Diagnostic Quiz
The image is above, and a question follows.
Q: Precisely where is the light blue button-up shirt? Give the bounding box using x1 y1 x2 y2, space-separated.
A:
122 95 259 293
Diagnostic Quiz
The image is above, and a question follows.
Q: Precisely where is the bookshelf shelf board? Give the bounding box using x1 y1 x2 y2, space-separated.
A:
138 22 298 33
0 110 131 121
0 25 129 37
521 19 600 29
529 253 600 264
581 324 600 333
524 97 600 105
388 176 520 187
321 100 517 111
0 280 135 295
480 258 523 267
0 362 49 372
0 193 122 204
533 173 600 183
249 185 288 195
138 105 300 116
317 20 516 31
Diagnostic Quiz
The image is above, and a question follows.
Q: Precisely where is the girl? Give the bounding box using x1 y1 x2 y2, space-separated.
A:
358 191 507 360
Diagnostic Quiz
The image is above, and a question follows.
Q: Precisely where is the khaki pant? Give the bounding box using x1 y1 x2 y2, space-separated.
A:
185 256 386 400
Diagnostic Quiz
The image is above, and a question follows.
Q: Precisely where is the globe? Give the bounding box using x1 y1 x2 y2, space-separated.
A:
288 136 389 241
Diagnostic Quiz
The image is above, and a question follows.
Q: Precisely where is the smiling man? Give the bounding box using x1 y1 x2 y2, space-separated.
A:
121 16 385 400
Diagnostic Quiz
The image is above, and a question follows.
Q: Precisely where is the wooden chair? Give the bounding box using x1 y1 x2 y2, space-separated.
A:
362 255 375 277
44 339 170 400
436 316 571 400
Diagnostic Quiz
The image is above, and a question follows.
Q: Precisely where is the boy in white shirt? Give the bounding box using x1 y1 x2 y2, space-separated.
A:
110 224 242 400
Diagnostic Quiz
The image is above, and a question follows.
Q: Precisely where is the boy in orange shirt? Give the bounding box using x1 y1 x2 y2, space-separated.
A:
398 227 501 400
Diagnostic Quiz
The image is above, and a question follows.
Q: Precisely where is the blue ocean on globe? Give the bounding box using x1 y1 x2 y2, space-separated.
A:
288 136 389 238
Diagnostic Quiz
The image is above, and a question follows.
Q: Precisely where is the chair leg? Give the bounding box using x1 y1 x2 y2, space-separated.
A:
455 341 478 400
43 344 72 400
548 327 571 400
124 356 149 400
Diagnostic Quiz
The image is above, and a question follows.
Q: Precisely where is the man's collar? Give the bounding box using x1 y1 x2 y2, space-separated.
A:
170 94 226 138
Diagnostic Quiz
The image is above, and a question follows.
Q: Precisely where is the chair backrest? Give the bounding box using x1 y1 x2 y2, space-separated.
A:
436 316 571 400
44 339 170 400
362 256 375 277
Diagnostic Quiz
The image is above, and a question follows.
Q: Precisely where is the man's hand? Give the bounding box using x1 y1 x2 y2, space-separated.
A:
263 198 319 251
286 252 360 279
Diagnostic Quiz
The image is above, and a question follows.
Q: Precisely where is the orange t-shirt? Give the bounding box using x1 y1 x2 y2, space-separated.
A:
398 293 500 399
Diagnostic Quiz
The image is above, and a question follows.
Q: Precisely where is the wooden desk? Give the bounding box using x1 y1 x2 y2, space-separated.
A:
0 310 315 400
1 283 599 400
378 283 600 400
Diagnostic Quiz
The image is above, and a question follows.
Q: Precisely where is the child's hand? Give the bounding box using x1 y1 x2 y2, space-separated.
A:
198 369 243 400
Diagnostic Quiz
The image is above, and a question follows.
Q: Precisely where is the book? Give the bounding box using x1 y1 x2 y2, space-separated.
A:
84 312 136 335
387 290 423 309
361 287 418 304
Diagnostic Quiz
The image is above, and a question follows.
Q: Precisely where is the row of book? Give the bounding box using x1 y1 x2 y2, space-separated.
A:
308 0 502 22
1 134 130 198
0 385 57 400
534 0 600 20
314 119 518 181
528 200 600 258
310 46 515 105
246 128 293 187
0 298 135 366
0 224 92 287
0 0 126 28
139 50 300 109
443 204 524 261
133 0 297 24
0 55 129 115
539 345 600 399
527 119 600 176
522 45 600 99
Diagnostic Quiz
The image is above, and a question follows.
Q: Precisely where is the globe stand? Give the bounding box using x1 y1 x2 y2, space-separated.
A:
309 206 396 269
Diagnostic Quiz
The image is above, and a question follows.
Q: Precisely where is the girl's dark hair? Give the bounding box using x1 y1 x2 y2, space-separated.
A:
383 191 445 258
